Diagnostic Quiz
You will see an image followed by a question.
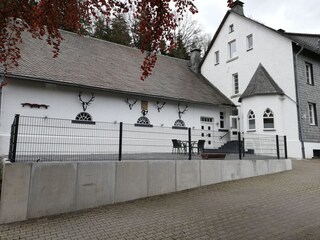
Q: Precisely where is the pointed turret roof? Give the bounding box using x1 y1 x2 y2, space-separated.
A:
239 64 284 102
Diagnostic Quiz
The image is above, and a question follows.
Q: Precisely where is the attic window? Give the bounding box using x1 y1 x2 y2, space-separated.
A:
229 24 234 33
247 34 253 50
228 40 237 59
214 51 220 65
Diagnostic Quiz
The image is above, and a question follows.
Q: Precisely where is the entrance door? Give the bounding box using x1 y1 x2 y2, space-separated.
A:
230 116 239 140
200 117 214 149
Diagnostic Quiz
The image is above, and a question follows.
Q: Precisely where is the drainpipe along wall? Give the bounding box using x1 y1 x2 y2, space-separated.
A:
293 45 306 159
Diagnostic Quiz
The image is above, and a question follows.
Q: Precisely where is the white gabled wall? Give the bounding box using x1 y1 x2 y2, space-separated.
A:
201 12 296 103
241 95 302 158
0 79 231 155
201 12 302 158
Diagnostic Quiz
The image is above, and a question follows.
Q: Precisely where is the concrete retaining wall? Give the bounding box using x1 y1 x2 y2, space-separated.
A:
0 159 292 224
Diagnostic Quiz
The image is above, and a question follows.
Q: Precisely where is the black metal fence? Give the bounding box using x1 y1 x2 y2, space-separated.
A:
8 115 288 162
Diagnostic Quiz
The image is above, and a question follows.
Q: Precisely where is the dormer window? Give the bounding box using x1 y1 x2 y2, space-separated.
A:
229 24 234 33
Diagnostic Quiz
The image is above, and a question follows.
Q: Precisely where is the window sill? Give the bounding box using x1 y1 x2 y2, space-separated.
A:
134 124 153 128
263 128 276 131
172 126 188 130
307 83 315 86
226 56 239 63
247 129 256 132
71 120 96 125
218 129 229 132
247 48 253 52
309 124 318 126
231 94 241 99
214 63 219 66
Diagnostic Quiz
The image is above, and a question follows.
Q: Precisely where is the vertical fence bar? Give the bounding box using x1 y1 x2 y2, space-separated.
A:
276 135 280 159
284 135 288 159
242 137 245 157
188 128 192 160
118 122 123 161
8 114 20 163
238 132 242 160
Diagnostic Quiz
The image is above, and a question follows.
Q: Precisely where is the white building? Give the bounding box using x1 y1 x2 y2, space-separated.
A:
0 31 235 156
200 1 320 158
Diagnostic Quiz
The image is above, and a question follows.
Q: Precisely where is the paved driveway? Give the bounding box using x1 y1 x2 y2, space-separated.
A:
1 160 320 240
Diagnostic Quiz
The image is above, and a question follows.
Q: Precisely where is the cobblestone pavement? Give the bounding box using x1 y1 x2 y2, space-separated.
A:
1 160 320 240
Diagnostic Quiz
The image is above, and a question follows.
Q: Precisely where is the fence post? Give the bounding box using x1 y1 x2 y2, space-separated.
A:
276 135 280 159
8 114 20 163
238 132 242 160
242 137 245 157
284 135 288 159
188 128 192 160
118 122 123 161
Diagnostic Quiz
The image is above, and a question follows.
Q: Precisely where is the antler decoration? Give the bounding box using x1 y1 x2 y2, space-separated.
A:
79 92 95 112
178 103 188 119
126 98 138 110
156 101 166 112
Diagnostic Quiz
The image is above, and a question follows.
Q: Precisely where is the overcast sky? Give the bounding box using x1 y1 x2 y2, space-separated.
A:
192 0 320 37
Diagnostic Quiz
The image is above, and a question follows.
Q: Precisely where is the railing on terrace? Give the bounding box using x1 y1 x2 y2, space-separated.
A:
8 115 287 162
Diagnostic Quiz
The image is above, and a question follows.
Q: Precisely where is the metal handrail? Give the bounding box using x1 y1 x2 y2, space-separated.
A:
220 130 230 140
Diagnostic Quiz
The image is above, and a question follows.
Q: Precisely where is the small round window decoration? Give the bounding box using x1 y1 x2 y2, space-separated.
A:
76 112 92 121
174 119 186 127
137 116 150 125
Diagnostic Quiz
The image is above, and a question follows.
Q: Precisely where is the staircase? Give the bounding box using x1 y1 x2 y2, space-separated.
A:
205 140 241 154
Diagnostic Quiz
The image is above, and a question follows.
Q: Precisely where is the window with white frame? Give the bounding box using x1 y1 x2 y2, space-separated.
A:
232 73 239 95
228 40 237 59
247 34 253 50
308 102 317 126
214 51 220 65
306 62 314 85
220 112 225 128
248 110 256 130
263 108 274 129
229 24 234 33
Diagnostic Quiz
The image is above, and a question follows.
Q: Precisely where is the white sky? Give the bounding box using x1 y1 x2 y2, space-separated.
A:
192 0 320 37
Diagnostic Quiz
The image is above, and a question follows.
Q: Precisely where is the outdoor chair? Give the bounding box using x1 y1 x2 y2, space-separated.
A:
172 139 186 154
192 140 205 154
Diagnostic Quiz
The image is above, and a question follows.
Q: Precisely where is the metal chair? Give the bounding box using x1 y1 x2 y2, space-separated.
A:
172 139 186 154
192 140 205 154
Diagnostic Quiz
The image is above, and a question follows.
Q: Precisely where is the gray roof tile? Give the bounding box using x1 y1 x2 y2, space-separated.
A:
3 31 234 107
239 63 284 102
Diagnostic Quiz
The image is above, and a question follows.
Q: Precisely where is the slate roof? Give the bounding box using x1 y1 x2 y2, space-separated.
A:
283 32 320 55
238 63 284 102
1 31 234 107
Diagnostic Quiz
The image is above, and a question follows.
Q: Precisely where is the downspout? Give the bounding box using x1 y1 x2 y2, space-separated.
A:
293 45 305 159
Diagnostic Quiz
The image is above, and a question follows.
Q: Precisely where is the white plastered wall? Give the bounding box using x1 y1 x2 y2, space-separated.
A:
241 95 302 158
0 79 232 155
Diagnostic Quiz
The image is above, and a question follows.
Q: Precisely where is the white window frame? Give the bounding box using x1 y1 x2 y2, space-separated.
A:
228 40 237 59
214 51 220 65
232 73 239 95
306 62 314 85
308 102 317 126
248 110 256 130
263 108 275 129
247 34 253 50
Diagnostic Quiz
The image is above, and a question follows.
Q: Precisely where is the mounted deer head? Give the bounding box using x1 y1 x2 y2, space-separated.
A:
178 103 188 119
156 101 166 112
126 98 138 110
78 92 95 112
